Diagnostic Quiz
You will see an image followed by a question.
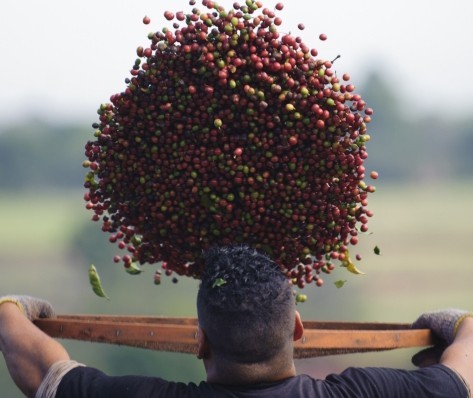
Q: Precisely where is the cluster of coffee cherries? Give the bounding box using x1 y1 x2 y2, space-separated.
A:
83 0 376 289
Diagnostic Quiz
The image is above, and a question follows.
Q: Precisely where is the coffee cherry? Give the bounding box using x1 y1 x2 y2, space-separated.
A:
164 11 174 20
84 0 376 289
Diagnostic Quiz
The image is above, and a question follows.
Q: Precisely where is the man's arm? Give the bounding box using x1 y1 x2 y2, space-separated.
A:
0 302 70 398
412 309 473 394
440 317 473 392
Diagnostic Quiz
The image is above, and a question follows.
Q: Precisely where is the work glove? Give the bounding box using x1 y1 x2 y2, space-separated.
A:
411 343 448 367
0 295 55 320
412 309 473 345
411 309 473 367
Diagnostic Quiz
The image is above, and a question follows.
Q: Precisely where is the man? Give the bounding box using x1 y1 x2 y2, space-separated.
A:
0 245 472 397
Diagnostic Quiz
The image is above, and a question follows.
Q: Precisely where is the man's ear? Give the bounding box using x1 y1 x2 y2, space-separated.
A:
197 326 210 359
293 310 304 341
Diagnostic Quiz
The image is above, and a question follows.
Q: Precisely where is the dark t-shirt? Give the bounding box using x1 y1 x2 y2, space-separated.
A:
56 364 469 398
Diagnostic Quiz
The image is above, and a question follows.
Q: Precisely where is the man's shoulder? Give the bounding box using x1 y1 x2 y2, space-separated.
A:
58 365 469 398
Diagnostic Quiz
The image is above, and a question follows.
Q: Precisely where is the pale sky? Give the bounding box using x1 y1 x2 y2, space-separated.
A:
1 0 472 124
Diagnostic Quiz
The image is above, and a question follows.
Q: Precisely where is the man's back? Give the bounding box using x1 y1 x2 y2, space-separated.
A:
55 363 469 398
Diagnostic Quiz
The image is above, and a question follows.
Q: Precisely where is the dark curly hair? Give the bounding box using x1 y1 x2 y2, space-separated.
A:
197 245 295 364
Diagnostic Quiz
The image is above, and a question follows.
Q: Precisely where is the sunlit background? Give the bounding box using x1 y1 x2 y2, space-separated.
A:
1 0 472 396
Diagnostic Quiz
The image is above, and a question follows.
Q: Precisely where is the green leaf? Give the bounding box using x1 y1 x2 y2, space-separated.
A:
89 264 110 300
341 250 365 275
212 278 227 288
125 262 143 275
334 280 347 289
374 245 381 255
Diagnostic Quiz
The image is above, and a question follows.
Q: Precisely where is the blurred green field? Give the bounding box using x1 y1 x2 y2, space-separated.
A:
0 191 87 251
1 181 472 396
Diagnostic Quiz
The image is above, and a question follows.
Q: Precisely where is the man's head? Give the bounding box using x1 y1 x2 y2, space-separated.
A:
196 245 300 366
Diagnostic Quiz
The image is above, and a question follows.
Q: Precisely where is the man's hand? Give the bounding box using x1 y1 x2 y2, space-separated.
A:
0 298 68 397
411 344 448 367
412 309 473 345
0 295 55 321
411 309 473 368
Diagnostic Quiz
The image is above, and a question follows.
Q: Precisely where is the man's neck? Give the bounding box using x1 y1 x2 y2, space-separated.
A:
204 350 296 385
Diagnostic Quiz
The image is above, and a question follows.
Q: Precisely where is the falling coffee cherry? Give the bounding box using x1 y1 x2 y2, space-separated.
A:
84 0 376 290
164 10 174 20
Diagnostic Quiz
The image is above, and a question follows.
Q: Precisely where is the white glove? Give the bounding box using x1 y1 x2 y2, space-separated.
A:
0 295 55 320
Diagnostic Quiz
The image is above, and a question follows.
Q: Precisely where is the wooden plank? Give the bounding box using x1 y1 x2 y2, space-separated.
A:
55 314 198 325
34 315 436 358
35 317 199 354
